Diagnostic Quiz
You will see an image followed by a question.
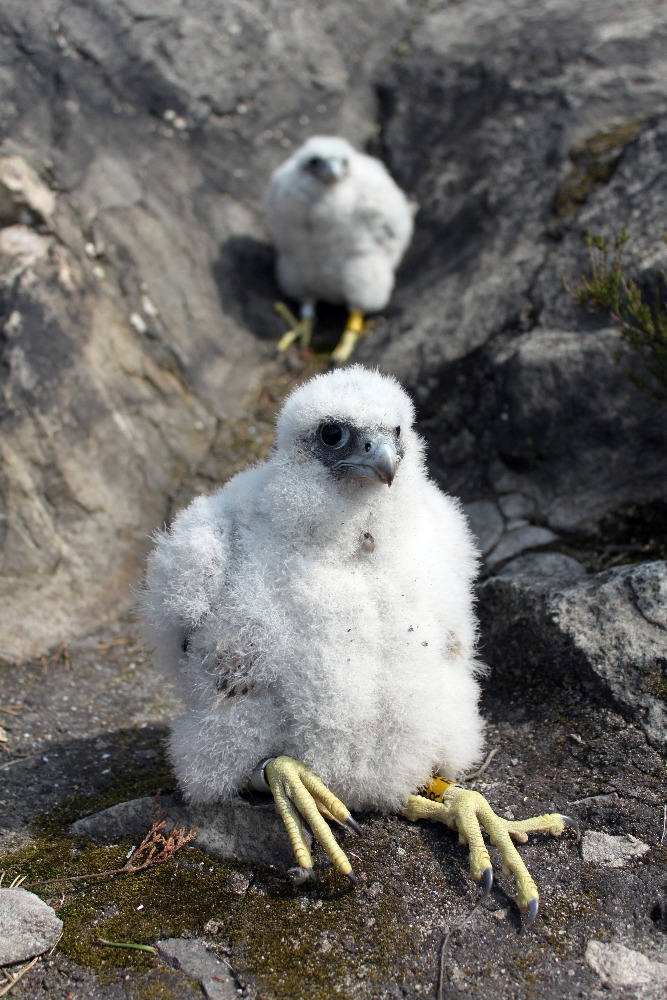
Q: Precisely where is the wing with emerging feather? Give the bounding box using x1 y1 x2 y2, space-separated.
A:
140 492 233 679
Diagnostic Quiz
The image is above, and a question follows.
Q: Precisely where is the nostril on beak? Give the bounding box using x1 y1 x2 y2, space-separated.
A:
364 441 372 452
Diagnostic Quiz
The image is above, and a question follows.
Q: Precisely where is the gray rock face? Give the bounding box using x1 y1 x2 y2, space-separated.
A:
488 328 667 533
496 551 586 582
0 887 63 965
373 0 667 373
2 0 667 658
0 0 419 661
364 0 667 544
1 0 666 660
479 561 667 751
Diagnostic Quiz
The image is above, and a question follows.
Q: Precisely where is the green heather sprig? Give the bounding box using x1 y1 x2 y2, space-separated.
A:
567 230 667 397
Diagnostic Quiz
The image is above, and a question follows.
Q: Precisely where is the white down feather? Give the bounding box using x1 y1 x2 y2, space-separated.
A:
141 366 485 813
266 136 414 313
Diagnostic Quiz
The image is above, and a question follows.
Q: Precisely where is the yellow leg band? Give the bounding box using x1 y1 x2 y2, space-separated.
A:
418 774 457 801
346 309 365 334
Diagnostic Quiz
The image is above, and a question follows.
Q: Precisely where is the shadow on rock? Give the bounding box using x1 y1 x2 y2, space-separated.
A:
212 234 279 341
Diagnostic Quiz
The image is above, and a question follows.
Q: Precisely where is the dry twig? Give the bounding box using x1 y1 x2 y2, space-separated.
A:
25 816 196 890
460 747 499 783
0 957 39 997
95 638 135 651
436 895 486 1000
39 643 73 673
0 921 61 997
0 754 45 773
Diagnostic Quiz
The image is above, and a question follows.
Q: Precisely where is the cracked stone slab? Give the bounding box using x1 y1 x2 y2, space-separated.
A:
70 792 305 871
0 888 63 965
497 492 536 520
157 938 238 1000
479 561 667 750
580 831 651 867
487 524 559 567
496 551 585 581
586 940 667 994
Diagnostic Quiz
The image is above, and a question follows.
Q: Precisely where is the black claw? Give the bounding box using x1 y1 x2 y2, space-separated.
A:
288 866 317 885
525 898 539 927
481 867 493 895
345 815 364 836
346 870 359 886
560 814 581 841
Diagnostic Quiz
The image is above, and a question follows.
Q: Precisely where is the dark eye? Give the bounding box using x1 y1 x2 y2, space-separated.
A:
320 422 347 448
395 426 401 437
305 156 323 171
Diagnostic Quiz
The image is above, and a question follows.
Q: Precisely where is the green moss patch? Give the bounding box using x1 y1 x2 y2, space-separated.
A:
537 887 599 955
229 827 453 999
0 821 446 996
645 665 667 704
555 120 646 220
1 836 251 976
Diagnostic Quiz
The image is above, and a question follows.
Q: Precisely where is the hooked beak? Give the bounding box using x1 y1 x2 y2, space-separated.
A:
335 435 399 487
321 159 347 184
306 156 347 186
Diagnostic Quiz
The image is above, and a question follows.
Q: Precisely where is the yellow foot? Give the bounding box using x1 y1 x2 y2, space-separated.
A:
275 302 315 352
404 783 579 924
262 755 362 884
329 309 366 365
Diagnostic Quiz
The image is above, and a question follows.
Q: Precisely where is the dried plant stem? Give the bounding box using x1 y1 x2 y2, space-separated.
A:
461 747 499 782
25 818 196 890
0 957 39 997
0 934 61 997
0 754 44 772
437 895 486 1000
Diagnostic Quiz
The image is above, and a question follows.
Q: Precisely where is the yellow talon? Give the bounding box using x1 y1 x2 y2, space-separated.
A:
330 309 366 365
265 756 361 883
346 309 365 334
404 783 577 922
275 302 315 351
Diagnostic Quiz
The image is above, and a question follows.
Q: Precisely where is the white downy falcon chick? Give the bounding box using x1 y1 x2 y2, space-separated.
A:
141 366 575 922
266 136 415 364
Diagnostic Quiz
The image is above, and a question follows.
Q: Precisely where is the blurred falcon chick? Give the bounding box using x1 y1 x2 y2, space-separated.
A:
266 136 415 364
141 366 576 923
